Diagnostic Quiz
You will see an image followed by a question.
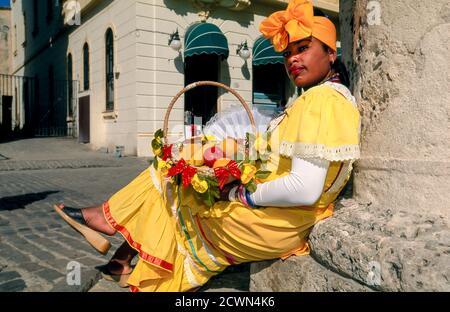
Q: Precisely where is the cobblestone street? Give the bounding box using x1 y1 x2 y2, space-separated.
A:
0 138 249 292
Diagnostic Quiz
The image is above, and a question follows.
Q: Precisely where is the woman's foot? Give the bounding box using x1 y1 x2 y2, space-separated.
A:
53 204 113 255
100 242 138 287
100 260 133 288
104 259 134 275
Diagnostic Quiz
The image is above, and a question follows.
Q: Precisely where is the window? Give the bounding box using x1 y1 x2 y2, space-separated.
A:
22 12 27 46
253 64 287 116
46 0 53 23
32 0 39 36
67 54 73 117
105 28 114 111
83 43 90 91
13 25 17 55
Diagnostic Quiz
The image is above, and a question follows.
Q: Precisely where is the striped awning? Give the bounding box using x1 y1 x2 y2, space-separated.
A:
184 22 229 60
252 37 284 66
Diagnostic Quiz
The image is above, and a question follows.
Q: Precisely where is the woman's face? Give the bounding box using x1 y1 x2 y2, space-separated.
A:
283 37 336 88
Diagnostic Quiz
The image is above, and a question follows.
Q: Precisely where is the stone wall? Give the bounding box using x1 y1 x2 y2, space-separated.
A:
250 0 450 292
0 8 11 74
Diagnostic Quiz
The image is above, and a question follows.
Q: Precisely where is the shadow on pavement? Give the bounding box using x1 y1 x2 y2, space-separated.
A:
0 191 60 211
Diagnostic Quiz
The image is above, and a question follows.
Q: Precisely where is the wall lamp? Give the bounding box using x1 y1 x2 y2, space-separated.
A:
168 29 182 51
236 40 250 60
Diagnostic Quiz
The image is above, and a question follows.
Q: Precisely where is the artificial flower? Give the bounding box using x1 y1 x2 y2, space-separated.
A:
157 160 171 176
240 163 257 184
191 174 209 194
254 135 268 154
162 144 173 161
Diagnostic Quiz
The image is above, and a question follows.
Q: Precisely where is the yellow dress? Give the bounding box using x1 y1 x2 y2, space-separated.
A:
103 82 361 292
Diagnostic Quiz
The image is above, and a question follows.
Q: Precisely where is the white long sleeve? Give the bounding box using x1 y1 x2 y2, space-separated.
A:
249 157 330 207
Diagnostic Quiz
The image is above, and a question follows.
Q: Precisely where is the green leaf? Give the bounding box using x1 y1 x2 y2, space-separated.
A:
155 129 164 138
151 138 163 150
153 157 159 170
203 188 216 207
245 180 257 193
174 174 181 186
204 198 213 207
255 170 271 179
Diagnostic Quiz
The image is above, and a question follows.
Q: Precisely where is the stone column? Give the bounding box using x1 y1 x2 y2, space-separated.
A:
351 0 450 219
250 0 450 291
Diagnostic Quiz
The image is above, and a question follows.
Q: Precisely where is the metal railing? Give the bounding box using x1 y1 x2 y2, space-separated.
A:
0 74 78 138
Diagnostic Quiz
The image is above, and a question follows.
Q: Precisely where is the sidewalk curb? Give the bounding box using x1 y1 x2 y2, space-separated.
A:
0 158 152 172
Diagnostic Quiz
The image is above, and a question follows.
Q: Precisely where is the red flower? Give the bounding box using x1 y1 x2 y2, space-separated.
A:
162 144 173 161
213 160 241 190
167 158 198 188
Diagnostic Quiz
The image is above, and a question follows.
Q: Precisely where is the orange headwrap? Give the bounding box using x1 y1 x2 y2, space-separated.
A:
259 0 336 52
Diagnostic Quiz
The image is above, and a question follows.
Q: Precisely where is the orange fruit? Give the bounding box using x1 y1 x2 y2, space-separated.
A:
213 158 231 169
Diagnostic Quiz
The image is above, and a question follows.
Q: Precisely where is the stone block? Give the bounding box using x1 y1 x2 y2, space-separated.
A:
250 199 449 292
0 271 21 284
308 200 450 291
35 268 64 282
0 279 27 292
250 256 371 292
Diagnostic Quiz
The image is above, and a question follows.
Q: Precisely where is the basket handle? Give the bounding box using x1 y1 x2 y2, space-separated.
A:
163 81 256 142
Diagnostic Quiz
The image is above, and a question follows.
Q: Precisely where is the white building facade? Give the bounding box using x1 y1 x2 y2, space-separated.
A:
11 0 339 156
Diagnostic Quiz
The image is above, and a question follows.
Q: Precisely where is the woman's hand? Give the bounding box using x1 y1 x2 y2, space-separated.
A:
219 181 240 201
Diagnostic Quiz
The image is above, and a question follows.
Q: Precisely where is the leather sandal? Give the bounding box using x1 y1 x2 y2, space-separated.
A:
99 262 133 288
53 204 111 255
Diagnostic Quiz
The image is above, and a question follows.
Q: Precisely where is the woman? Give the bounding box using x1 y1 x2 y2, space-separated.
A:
54 0 360 292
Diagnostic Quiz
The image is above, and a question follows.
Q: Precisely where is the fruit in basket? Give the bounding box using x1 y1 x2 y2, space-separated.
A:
203 146 225 168
180 142 204 166
221 138 239 160
212 158 231 168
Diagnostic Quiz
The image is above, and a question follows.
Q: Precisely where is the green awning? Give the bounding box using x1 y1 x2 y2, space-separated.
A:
184 23 229 60
253 37 284 66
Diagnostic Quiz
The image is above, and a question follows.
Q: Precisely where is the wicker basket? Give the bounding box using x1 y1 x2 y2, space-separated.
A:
163 80 256 141
162 81 256 174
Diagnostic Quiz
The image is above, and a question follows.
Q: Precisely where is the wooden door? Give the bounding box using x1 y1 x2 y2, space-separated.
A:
78 95 90 143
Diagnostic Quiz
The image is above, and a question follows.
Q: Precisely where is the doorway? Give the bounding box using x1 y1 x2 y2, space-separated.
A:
184 54 220 125
78 95 90 143
1 96 13 136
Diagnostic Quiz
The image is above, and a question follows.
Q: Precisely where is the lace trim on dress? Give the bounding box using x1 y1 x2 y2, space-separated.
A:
279 141 360 162
323 82 358 109
177 243 202 288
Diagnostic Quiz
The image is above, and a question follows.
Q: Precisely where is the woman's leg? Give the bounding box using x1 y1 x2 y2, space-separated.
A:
81 204 116 236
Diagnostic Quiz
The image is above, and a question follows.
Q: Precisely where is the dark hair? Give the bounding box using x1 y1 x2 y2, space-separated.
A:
332 58 350 88
321 43 350 88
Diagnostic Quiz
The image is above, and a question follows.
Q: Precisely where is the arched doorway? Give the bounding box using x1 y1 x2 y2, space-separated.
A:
183 22 229 131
